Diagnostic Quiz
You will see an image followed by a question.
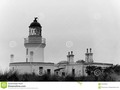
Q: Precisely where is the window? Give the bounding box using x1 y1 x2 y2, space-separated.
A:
47 69 51 75
62 72 65 77
56 72 58 75
30 51 34 62
72 69 75 76
30 51 34 56
39 67 43 69
26 48 28 55
39 67 43 75
12 67 14 71
55 71 58 75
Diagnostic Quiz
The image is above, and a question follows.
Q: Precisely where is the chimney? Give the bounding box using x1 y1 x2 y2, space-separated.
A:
69 51 74 64
10 54 14 63
90 48 92 53
85 48 93 63
85 48 89 63
89 48 93 63
67 52 70 62
87 48 88 53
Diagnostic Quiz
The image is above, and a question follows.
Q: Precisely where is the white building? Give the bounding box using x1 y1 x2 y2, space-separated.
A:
9 18 113 77
54 50 113 77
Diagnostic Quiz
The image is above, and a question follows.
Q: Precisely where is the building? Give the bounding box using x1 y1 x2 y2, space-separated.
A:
9 18 113 77
54 50 113 77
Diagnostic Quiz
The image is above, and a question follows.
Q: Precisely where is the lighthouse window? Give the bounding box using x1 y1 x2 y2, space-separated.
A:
30 51 34 56
26 48 28 55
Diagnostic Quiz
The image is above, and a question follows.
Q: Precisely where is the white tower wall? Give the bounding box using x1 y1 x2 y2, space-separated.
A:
28 47 44 62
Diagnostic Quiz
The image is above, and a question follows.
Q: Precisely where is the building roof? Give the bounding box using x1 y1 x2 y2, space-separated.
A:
10 62 54 66
84 62 113 65
57 61 69 64
67 62 113 66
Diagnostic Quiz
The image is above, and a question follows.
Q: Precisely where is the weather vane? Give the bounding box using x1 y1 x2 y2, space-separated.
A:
34 17 38 22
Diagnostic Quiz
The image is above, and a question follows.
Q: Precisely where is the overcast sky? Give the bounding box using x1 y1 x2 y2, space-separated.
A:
0 0 120 71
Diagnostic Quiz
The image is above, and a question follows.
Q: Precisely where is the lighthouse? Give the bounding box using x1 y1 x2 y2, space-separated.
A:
24 17 46 62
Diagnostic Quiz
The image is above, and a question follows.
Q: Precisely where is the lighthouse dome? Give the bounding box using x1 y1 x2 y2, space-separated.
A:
29 17 41 28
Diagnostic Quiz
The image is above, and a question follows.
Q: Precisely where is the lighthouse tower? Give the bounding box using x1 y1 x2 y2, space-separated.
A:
24 17 46 62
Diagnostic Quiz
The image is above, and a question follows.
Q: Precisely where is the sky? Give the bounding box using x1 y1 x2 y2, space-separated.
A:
0 0 120 71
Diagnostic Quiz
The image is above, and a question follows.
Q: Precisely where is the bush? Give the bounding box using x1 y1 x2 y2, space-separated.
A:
1 65 120 81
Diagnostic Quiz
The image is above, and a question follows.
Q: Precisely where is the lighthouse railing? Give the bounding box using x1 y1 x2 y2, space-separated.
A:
24 38 29 43
24 38 46 44
42 38 46 44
